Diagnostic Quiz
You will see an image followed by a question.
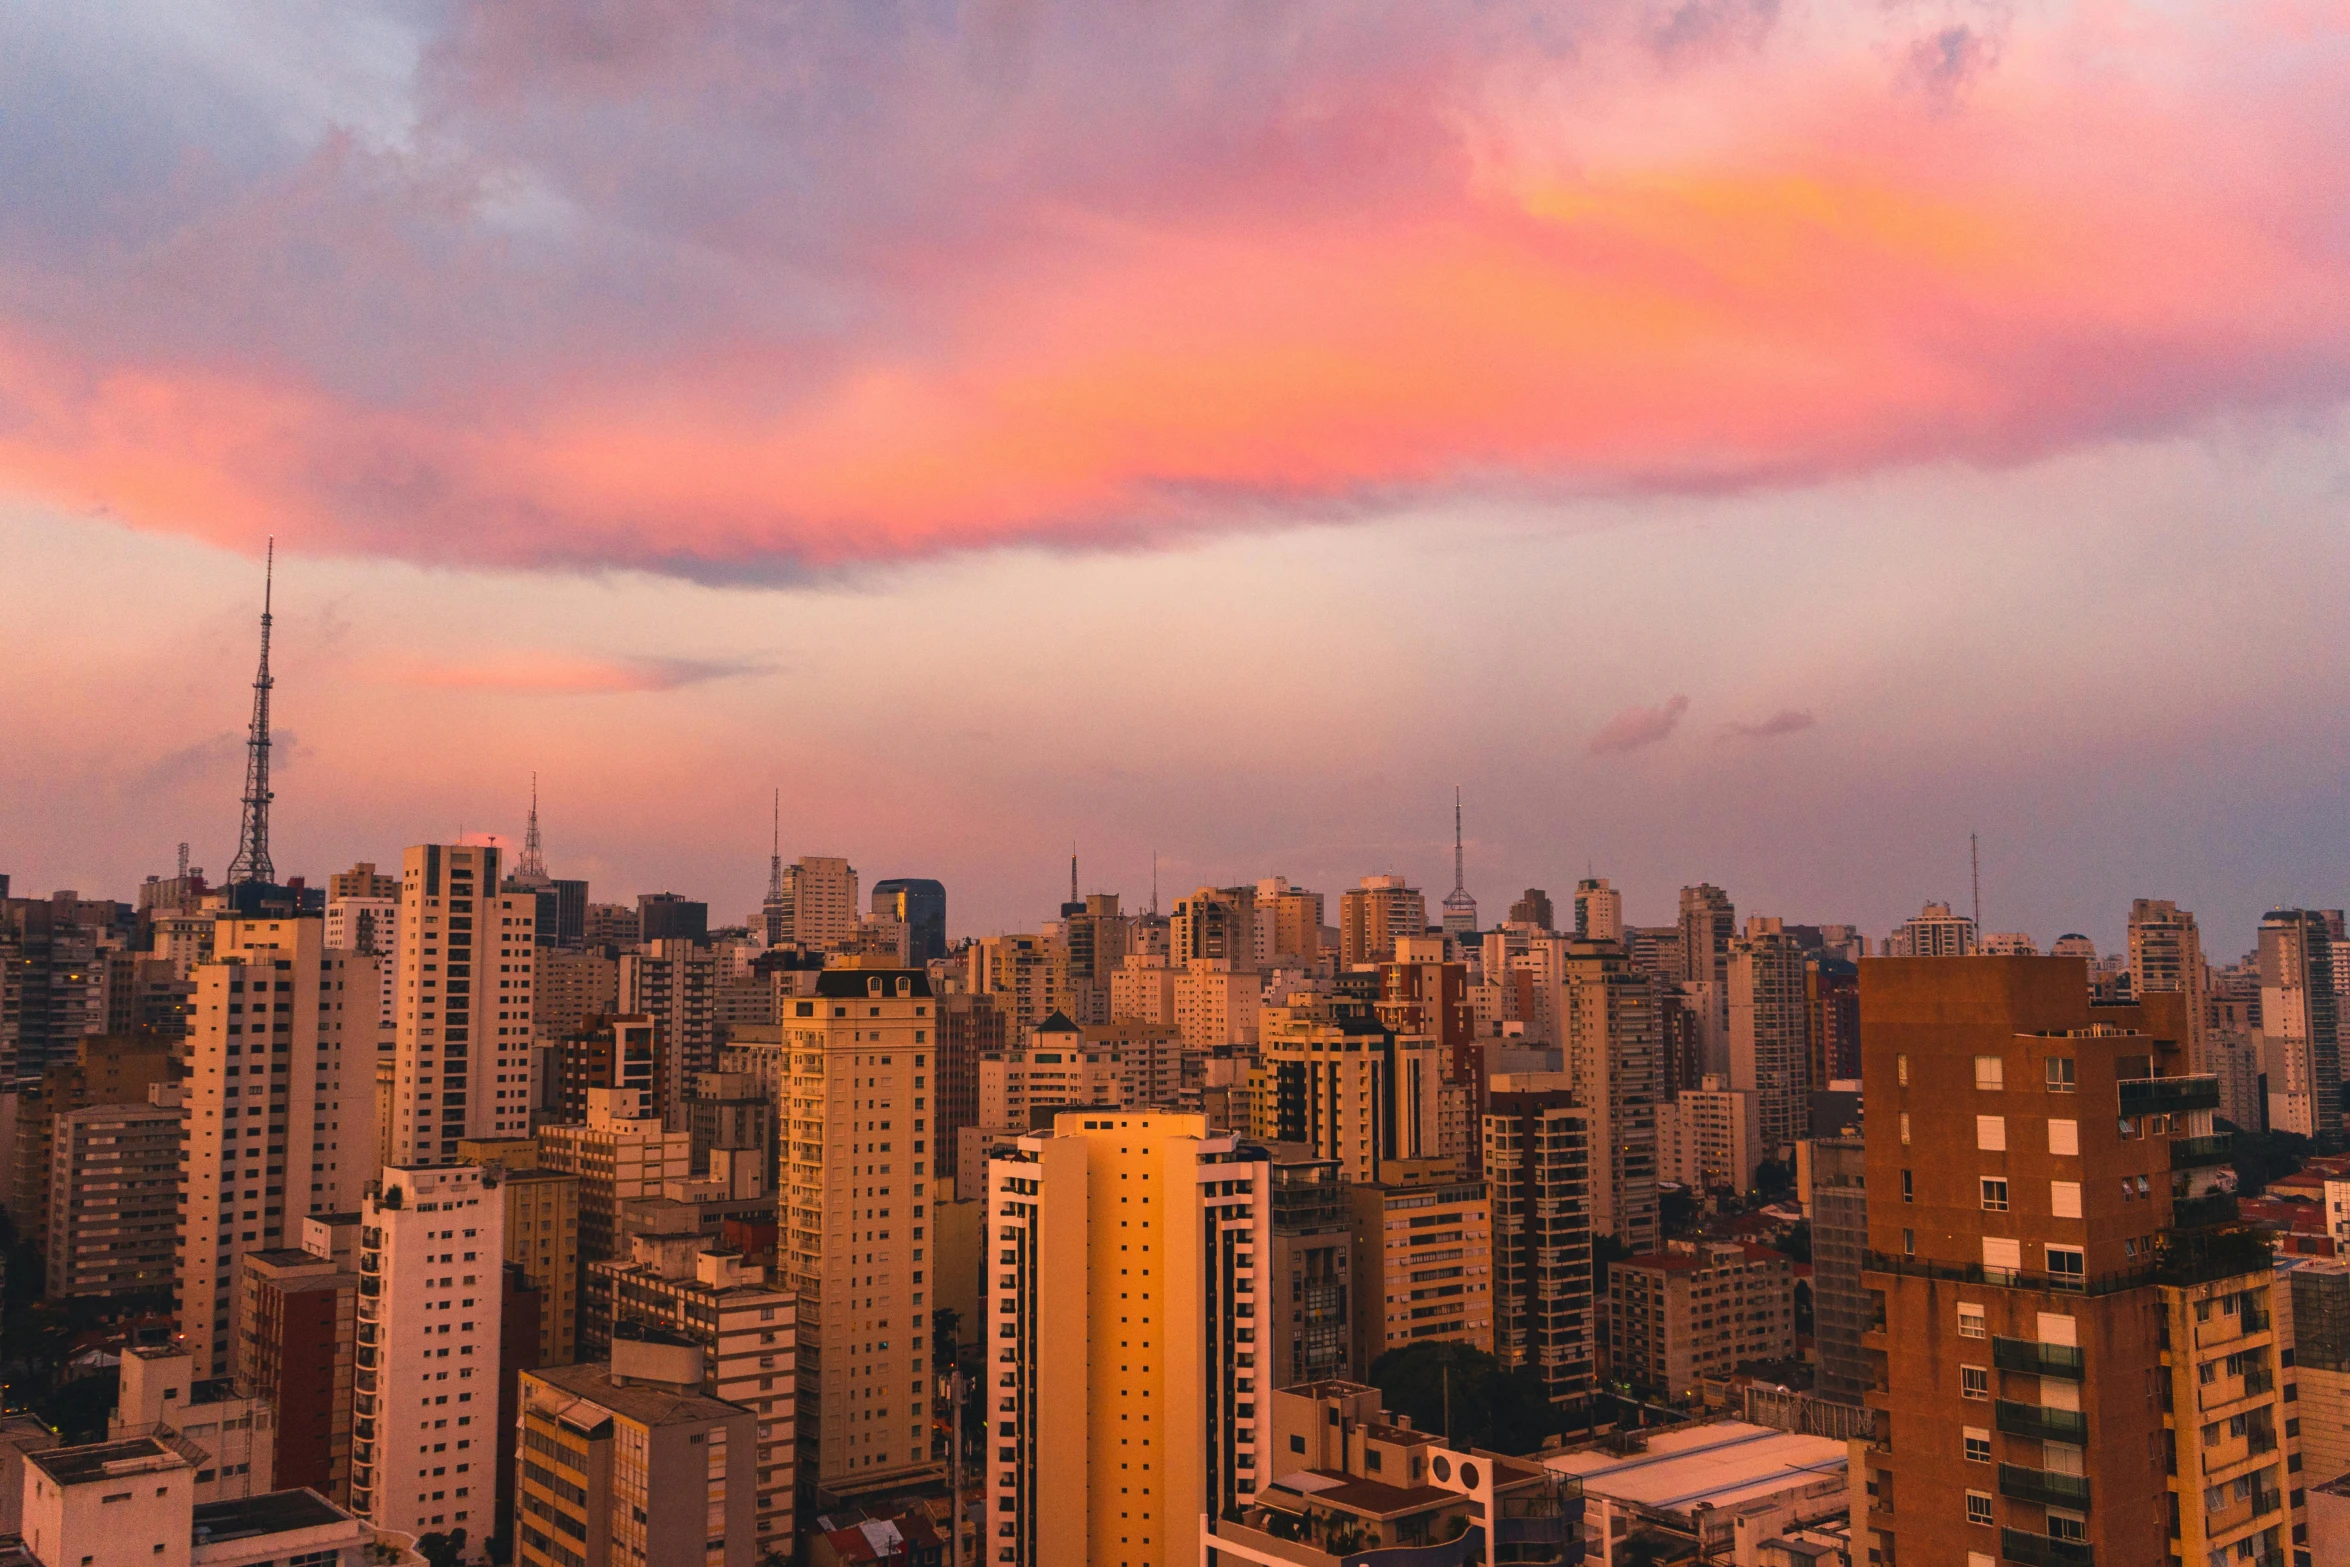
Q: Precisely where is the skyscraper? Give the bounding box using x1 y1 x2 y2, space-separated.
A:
1339 875 1424 967
1573 877 1622 941
1676 883 1735 988
869 877 947 965
2129 898 2209 1063
983 1110 1270 1566
1887 899 1978 957
389 844 538 1167
1728 915 1809 1157
174 916 378 1378
2260 908 2341 1142
1554 939 1661 1251
349 1161 509 1545
1483 1073 1596 1410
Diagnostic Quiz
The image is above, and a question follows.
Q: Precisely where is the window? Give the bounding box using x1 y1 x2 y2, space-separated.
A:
1903 1228 1916 1257
1983 1237 2021 1276
1961 1365 1990 1399
2046 1512 2085 1544
2050 1181 2082 1219
1963 1427 1992 1463
1965 1491 1994 1526
1900 1113 1912 1146
1897 1053 1910 1087
2046 1245 2086 1290
1289 1435 1305 1454
2045 1056 2076 1092
1976 1116 2007 1151
1902 1169 1914 1203
1980 1178 2009 1212
2048 1119 2079 1156
1958 1304 1986 1339
1974 1056 2005 1091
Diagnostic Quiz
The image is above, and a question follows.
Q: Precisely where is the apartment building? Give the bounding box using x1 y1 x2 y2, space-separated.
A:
1483 1074 1596 1409
1607 1240 1795 1399
458 1138 582 1368
539 1088 693 1351
389 844 537 1167
1656 1075 1762 1194
235 1246 358 1503
45 1097 179 1297
1266 1149 1353 1388
1256 1001 1442 1186
1728 916 1808 1156
1553 938 1661 1252
983 1110 1271 1567
1339 877 1424 968
1347 1159 1494 1369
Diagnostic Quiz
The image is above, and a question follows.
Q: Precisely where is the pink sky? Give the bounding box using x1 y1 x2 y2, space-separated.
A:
2 1 2348 946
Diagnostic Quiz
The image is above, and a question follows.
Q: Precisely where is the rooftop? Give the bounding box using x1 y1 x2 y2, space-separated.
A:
1262 1469 1455 1521
1548 1422 1846 1516
191 1488 354 1544
526 1358 744 1429
28 1436 195 1486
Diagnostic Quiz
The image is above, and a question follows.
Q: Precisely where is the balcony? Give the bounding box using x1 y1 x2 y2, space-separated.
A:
1993 1337 2085 1380
2000 1465 2092 1509
2001 1529 2093 1567
2252 1486 2283 1516
2171 1134 2233 1168
1996 1401 2088 1444
2172 1193 2239 1230
2118 1075 2220 1115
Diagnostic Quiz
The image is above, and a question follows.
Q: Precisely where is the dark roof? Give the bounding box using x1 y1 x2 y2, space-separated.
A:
812 969 934 999
1034 1011 1078 1033
192 1488 353 1543
27 1437 191 1485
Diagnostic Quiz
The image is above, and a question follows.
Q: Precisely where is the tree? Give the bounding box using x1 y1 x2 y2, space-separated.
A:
931 1308 962 1372
415 1529 467 1567
1753 1157 1795 1198
1366 1341 1566 1456
1658 1187 1699 1237
1775 1221 1811 1265
2232 1130 2310 1196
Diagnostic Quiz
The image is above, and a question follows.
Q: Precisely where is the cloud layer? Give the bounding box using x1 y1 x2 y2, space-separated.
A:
2 2 2347 575
1591 694 1690 755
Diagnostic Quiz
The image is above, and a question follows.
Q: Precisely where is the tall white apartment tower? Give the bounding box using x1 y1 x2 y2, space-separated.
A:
392 844 537 1166
349 1162 508 1555
2262 908 2341 1142
984 1111 1271 1567
175 915 379 1378
2128 897 2209 1062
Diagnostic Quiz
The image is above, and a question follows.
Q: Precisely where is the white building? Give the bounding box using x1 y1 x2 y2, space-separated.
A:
1657 1076 1763 1194
349 1162 507 1556
1548 1420 1848 1567
323 894 399 1049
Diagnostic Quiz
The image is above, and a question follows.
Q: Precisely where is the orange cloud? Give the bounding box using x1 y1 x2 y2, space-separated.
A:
0 4 2344 574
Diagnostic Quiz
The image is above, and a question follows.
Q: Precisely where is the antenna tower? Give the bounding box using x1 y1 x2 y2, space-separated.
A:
224 539 277 886
1070 852 1079 907
1971 832 1982 932
517 772 549 882
765 789 786 905
1452 786 1466 895
177 842 190 880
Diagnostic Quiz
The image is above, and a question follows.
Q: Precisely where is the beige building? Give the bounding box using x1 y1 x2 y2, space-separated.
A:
1256 877 1326 967
514 1339 758 1567
390 843 537 1166
983 1110 1272 1566
175 916 378 1379
539 1087 694 1350
459 1138 581 1367
978 1013 1137 1131
1339 876 1425 968
1607 1239 1795 1398
1109 952 1177 1026
1656 1075 1763 1193
1174 960 1260 1048
1728 916 1808 1156
778 965 944 1507
327 863 400 901
775 855 860 950
1552 938 1662 1251
532 949 618 1043
619 937 718 1128
587 1233 798 1554
967 933 1069 1039
2130 897 2210 1065
1348 1158 1494 1369
109 1344 274 1502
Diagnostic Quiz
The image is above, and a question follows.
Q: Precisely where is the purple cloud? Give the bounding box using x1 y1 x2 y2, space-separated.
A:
1721 708 1817 740
1590 695 1690 755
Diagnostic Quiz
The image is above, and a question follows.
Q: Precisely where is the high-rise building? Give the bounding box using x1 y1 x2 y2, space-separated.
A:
2129 897 2209 1067
1553 939 1661 1251
1265 1148 1352 1388
1573 878 1622 942
1607 1240 1794 1399
1805 955 1861 1086
1797 1136 1869 1407
540 1089 695 1347
1510 887 1556 931
983 1110 1271 1566
1728 915 1808 1157
175 916 377 1379
530 950 618 1045
514 1336 757 1567
778 857 859 950
328 864 401 902
324 892 399 1051
549 1014 657 1125
931 990 998 1194
1255 878 1326 967
1886 900 1978 957
235 1245 359 1503
389 844 538 1167
1 892 123 1084
1347 1158 1494 1369
1483 1073 1595 1410
636 892 710 946
619 939 717 1128
6 1033 174 1253
458 1140 581 1369
1677 884 1735 990
584 903 640 948
1171 885 1258 971
350 1161 509 1549
967 933 1069 1039
777 966 942 1507
46 1097 180 1298
1173 961 1260 1049
1256 1001 1442 1185
1655 1075 1761 1193
1857 958 2287 1567
2260 908 2340 1142
869 878 947 965
588 1236 797 1554
1339 876 1424 967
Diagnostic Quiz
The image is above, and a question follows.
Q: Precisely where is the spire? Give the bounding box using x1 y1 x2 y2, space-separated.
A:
516 772 550 883
1071 852 1079 907
225 539 277 887
766 789 786 904
1453 785 1465 895
1441 785 1478 932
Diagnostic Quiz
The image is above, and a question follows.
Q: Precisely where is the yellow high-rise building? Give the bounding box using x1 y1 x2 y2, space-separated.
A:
984 1110 1271 1567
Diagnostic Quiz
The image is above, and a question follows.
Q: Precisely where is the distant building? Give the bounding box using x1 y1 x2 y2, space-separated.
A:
1484 1075 1596 1409
1607 1240 1795 1399
1798 1137 1869 1407
2261 908 2340 1141
1339 876 1425 967
1265 1148 1353 1387
868 877 947 964
1729 917 1808 1157
1886 900 1977 957
1348 1159 1494 1368
636 892 709 945
1573 878 1622 941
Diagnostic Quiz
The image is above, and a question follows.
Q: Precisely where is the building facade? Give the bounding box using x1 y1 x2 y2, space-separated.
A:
1483 1075 1596 1409
390 844 537 1167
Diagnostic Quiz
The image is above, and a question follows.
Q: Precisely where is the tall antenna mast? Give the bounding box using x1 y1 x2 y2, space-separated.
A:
1151 852 1159 918
225 538 277 886
1452 785 1466 895
765 788 785 904
177 842 190 880
517 771 549 882
1971 831 1981 932
1070 851 1079 908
